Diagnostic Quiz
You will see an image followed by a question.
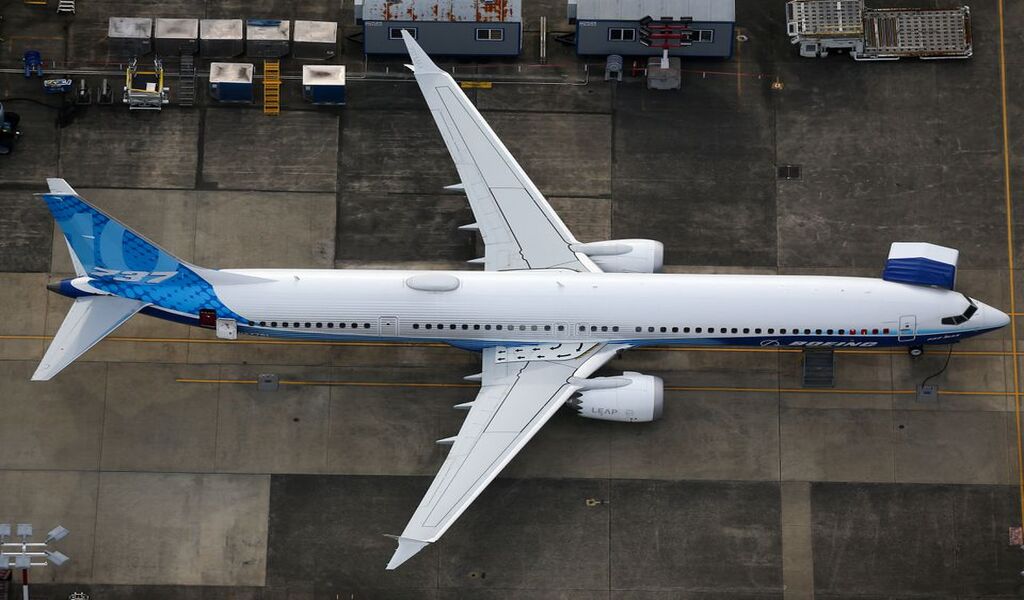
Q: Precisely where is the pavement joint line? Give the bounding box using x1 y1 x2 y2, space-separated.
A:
996 0 1024 528
173 378 1013 397
0 334 1011 356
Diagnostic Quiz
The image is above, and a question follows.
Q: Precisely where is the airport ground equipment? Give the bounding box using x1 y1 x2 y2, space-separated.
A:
98 79 114 104
302 65 346 106
108 17 153 58
22 51 42 78
75 79 91 105
247 19 290 58
209 62 254 103
263 59 281 115
802 349 835 387
604 54 623 81
786 0 971 60
200 19 244 57
43 78 72 94
155 18 199 55
123 57 168 110
178 54 196 106
646 57 681 89
0 104 21 156
293 20 338 60
56 0 74 14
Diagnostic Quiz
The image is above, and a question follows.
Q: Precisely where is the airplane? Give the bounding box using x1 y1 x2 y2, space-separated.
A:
32 32 1009 570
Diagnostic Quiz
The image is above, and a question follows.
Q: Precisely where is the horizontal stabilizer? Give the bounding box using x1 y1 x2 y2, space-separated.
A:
882 242 959 290
386 536 430 570
32 296 147 381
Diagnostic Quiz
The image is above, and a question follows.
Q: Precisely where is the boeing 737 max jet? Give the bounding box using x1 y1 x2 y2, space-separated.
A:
33 33 1009 569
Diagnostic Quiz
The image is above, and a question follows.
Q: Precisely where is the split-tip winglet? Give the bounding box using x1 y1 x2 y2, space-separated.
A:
385 536 431 570
400 29 442 75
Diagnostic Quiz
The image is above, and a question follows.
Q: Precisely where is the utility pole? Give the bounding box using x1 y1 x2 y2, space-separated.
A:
0 524 70 600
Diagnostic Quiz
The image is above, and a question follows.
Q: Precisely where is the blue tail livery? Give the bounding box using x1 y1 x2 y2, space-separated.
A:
34 179 264 380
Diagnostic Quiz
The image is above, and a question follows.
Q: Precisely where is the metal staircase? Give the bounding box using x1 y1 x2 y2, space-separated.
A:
56 0 75 13
802 349 835 388
178 54 195 106
262 59 281 116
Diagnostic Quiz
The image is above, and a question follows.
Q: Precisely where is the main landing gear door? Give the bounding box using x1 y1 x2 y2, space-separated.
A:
898 315 917 342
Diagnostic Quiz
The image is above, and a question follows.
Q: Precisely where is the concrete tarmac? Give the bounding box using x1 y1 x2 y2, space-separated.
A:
1 0 1023 597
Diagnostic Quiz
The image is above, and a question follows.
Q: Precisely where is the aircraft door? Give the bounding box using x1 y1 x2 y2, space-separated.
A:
898 315 916 342
379 316 398 337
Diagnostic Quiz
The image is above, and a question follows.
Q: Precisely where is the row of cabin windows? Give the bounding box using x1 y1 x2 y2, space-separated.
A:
248 321 891 336
622 325 888 333
250 321 372 329
388 27 505 42
412 323 566 332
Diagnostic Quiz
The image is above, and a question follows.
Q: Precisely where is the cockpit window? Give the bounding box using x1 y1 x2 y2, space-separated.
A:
941 295 978 326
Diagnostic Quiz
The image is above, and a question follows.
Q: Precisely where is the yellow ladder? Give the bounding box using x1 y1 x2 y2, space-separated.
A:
263 60 281 116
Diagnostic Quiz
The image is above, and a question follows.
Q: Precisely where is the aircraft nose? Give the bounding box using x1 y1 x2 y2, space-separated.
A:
985 304 1011 329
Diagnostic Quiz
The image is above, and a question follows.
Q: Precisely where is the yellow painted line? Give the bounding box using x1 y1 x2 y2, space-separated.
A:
459 81 493 89
996 0 1024 528
175 378 1011 397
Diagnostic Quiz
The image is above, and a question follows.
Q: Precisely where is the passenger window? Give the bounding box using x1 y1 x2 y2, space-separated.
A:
282 322 289 328
496 325 503 330
815 329 821 334
635 326 642 333
557 325 564 331
883 328 890 334
413 324 420 329
660 326 667 333
754 328 761 334
743 328 749 334
601 326 608 332
316 323 322 328
340 323 346 328
648 327 655 332
767 328 773 334
826 329 833 335
425 324 432 329
259 321 266 326
731 328 738 334
671 327 678 333
485 325 492 330
780 328 786 334
271 321 278 327
872 328 878 334
684 327 690 333
612 326 619 332
327 323 334 328
695 327 702 333
462 324 469 330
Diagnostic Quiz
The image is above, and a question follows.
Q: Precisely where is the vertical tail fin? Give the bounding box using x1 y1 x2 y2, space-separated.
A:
35 179 266 380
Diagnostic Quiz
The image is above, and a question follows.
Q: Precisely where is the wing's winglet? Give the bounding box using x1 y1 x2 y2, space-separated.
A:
32 296 147 381
385 536 430 570
401 30 442 74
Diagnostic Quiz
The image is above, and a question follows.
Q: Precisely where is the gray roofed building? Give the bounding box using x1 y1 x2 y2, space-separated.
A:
569 0 735 22
357 0 520 23
356 0 522 56
568 0 735 58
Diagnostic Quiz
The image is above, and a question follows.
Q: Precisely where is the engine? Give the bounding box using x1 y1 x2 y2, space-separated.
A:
570 371 664 423
571 239 664 273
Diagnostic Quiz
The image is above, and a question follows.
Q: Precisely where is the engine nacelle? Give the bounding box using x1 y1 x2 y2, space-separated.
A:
570 371 664 423
572 239 664 273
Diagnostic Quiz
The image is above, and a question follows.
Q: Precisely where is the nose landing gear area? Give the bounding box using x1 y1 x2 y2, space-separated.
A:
908 345 925 358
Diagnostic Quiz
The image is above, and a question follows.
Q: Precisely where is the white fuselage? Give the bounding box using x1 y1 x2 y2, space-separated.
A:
184 269 1004 349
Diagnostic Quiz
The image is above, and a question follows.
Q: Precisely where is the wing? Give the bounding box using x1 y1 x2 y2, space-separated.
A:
402 31 600 273
386 342 627 569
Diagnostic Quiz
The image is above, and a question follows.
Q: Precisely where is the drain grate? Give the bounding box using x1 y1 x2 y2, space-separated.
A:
778 164 801 179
